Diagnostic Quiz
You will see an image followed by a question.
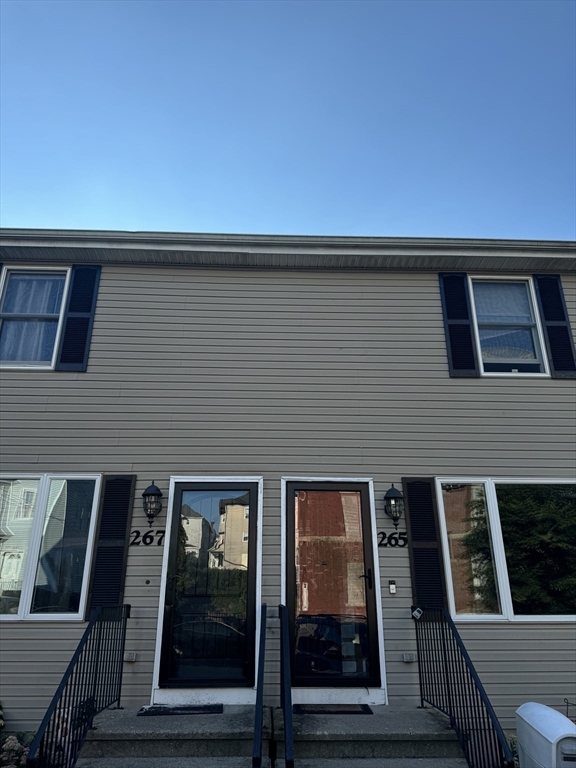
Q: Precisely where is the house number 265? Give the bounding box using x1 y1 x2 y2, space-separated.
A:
377 531 408 547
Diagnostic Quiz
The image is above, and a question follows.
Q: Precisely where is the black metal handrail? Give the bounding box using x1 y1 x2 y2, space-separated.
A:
279 604 294 768
252 603 267 768
27 604 131 768
413 607 514 768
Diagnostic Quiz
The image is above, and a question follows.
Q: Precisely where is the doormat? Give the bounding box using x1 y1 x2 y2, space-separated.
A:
293 704 373 715
137 704 224 716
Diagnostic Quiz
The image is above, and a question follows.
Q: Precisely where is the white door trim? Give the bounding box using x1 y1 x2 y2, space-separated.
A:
152 475 263 706
280 476 387 705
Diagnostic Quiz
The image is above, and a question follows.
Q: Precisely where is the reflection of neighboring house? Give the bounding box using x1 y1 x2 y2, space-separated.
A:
443 484 476 611
296 490 365 616
180 505 216 567
209 495 249 570
0 479 39 601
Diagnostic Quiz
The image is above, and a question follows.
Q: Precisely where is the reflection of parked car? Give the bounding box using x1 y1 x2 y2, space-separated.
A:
172 612 246 660
0 593 19 614
294 613 369 677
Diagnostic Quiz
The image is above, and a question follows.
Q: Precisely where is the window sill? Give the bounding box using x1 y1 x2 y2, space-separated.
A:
479 371 550 378
453 615 576 623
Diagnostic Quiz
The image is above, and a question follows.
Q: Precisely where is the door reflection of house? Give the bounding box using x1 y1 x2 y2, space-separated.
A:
180 506 216 568
296 490 365 617
209 494 249 570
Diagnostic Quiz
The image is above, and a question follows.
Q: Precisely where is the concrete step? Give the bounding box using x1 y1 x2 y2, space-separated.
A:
79 704 465 762
275 705 463 759
77 758 469 768
80 706 270 759
77 759 254 768
294 760 469 768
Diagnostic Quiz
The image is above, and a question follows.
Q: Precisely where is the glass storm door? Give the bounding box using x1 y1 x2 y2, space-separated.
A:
286 482 381 688
159 482 258 688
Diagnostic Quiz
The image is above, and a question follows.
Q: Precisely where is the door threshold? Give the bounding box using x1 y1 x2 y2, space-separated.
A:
291 687 387 706
152 687 257 707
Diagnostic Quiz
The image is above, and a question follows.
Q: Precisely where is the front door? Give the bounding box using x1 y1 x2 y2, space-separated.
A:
285 481 382 690
159 481 259 689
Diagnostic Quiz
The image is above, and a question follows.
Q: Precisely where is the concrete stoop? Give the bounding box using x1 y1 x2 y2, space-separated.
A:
77 759 469 768
76 704 468 767
79 706 264 759
278 705 464 759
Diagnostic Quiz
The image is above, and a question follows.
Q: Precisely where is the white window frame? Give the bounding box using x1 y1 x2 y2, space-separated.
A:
0 266 72 370
436 477 576 623
0 474 101 621
468 275 550 377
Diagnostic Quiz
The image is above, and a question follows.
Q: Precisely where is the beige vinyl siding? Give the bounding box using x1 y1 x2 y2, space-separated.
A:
0 266 574 731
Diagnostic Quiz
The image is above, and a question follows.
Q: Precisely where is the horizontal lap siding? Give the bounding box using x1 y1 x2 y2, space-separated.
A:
457 624 576 729
0 623 87 732
0 267 574 730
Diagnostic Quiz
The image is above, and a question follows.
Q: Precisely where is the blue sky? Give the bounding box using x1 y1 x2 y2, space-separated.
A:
1 0 574 239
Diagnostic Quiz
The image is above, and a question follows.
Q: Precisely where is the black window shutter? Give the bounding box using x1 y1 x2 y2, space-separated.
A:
403 478 447 609
56 265 101 372
533 275 576 378
87 475 135 615
438 273 479 377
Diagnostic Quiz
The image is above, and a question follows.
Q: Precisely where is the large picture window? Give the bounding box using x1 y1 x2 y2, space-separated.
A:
436 478 576 621
0 475 101 620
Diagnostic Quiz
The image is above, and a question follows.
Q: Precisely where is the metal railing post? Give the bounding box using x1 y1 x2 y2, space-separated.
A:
279 604 294 768
252 603 267 768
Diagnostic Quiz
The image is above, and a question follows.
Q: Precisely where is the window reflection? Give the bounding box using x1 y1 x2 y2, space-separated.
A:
294 490 370 679
31 479 96 613
168 490 251 683
441 483 501 615
496 484 576 615
0 479 39 615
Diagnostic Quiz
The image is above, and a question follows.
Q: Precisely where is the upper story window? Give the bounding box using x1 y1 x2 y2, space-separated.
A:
0 270 69 367
469 278 548 375
439 273 576 379
0 265 101 372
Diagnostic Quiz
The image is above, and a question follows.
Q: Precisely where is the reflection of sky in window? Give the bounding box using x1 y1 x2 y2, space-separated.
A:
473 282 533 324
182 490 248 527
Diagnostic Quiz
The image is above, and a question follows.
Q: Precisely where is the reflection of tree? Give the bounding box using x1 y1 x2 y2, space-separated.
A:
462 485 576 615
496 485 576 615
174 521 194 604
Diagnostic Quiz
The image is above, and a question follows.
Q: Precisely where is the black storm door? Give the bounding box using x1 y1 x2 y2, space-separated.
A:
159 482 258 688
286 482 381 688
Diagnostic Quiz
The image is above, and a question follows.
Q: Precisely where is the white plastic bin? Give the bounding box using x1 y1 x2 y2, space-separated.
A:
516 702 576 767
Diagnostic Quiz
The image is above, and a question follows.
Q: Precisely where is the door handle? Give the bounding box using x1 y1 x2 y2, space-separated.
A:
360 568 373 590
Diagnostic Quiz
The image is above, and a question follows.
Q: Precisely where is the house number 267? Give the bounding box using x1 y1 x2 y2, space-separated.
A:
130 530 165 546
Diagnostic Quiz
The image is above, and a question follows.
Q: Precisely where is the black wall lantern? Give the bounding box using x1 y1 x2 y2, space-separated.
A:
384 483 404 529
142 481 163 527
